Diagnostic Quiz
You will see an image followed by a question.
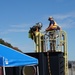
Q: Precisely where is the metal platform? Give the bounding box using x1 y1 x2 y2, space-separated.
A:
25 52 64 75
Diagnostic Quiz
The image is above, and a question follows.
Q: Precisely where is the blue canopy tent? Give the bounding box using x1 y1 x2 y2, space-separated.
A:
0 44 38 75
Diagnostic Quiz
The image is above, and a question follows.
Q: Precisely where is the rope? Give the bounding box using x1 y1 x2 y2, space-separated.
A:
47 52 52 75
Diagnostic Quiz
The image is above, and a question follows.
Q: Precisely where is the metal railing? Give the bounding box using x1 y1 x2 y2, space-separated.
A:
32 30 68 75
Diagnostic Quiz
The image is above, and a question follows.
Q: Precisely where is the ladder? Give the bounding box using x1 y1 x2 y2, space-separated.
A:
59 31 68 75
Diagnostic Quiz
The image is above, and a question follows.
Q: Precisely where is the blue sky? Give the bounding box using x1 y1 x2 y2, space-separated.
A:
0 0 75 60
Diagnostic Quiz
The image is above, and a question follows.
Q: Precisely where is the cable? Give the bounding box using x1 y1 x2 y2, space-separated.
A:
47 52 52 75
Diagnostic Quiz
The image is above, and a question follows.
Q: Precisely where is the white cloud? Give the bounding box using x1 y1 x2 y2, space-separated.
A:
53 12 75 20
8 29 28 32
0 31 8 35
10 24 29 28
0 23 30 35
52 12 75 29
0 29 28 35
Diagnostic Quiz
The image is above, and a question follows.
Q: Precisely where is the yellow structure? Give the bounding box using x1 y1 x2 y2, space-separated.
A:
32 30 68 75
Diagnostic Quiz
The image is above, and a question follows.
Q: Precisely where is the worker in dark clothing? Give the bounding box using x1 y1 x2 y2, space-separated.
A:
46 16 61 51
29 22 45 52
46 16 61 31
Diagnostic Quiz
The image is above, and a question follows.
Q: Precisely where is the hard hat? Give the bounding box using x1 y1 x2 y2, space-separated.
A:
48 16 53 20
49 16 53 19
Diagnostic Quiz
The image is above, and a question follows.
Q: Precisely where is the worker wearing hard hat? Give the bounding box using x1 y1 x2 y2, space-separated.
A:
46 16 61 31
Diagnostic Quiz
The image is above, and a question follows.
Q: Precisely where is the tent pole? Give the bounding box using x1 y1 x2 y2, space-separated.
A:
3 66 6 75
3 57 6 75
37 66 39 75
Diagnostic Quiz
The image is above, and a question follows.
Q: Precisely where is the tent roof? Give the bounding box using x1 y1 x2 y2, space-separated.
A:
0 44 38 67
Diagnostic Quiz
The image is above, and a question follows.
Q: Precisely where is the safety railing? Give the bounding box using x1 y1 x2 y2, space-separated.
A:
32 30 68 75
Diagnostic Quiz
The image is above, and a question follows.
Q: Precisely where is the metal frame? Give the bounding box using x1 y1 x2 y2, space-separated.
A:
32 30 68 75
